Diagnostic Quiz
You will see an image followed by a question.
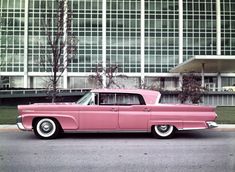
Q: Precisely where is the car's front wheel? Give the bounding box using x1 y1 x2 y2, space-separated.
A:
33 118 60 139
152 125 175 139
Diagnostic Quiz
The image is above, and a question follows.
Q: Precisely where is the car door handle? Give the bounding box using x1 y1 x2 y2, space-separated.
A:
111 108 118 112
143 108 151 112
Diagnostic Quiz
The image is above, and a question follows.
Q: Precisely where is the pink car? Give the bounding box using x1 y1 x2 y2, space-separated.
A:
17 89 218 139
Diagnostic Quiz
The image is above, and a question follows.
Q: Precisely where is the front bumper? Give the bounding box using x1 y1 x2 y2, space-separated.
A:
16 116 26 131
206 121 218 129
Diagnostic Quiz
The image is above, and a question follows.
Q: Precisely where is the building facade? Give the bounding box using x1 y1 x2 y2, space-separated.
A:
0 0 235 89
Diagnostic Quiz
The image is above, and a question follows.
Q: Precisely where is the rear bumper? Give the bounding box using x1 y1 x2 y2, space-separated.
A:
206 121 218 129
16 116 26 131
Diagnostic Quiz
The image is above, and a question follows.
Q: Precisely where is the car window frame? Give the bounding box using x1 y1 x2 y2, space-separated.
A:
93 92 146 106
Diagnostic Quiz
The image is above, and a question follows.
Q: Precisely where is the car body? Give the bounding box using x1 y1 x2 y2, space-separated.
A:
17 89 218 139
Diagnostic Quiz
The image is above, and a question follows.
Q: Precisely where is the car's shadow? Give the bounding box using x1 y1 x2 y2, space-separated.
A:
55 130 225 140
174 130 225 139
60 132 152 139
20 130 226 140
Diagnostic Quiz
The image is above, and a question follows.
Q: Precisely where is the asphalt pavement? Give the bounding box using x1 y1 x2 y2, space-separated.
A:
0 130 235 172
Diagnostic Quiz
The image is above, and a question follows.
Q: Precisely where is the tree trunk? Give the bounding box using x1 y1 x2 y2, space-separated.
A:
52 64 57 103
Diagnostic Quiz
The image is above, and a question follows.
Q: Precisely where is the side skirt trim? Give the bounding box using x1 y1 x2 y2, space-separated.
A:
178 127 207 131
63 130 150 133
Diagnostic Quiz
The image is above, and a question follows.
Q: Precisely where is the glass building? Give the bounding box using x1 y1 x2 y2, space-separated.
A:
0 0 235 90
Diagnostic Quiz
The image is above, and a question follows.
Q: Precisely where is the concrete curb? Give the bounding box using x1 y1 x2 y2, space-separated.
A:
0 124 235 132
213 124 235 132
0 125 18 131
216 124 235 128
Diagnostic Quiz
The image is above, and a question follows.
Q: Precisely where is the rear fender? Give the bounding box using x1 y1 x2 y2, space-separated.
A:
148 120 183 131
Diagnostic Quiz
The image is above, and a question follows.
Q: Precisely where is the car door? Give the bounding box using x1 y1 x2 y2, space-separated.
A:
78 93 119 130
117 93 150 130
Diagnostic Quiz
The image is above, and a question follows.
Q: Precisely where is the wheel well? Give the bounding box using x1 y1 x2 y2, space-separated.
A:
32 117 62 131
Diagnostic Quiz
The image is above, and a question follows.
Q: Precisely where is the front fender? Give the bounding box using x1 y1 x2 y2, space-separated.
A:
21 114 79 130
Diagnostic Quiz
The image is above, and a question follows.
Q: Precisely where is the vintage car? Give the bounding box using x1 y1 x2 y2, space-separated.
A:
17 89 218 139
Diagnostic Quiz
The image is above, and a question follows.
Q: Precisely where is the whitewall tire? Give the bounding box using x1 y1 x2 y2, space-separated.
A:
152 125 175 139
34 118 60 139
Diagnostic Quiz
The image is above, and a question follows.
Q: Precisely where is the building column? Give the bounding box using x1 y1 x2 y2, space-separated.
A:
102 0 107 88
178 0 183 64
201 63 205 87
216 0 221 92
217 73 222 91
23 0 29 88
63 0 68 89
140 0 145 87
216 0 221 55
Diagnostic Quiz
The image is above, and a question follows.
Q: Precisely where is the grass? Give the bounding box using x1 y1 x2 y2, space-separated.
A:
0 106 235 124
0 106 18 124
216 106 235 124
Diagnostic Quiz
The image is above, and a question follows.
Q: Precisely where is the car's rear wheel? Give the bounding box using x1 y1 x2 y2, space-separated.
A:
33 118 60 139
152 125 175 139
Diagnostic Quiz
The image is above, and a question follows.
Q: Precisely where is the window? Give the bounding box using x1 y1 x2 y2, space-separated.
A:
77 92 92 105
99 93 116 105
116 93 145 105
95 93 146 105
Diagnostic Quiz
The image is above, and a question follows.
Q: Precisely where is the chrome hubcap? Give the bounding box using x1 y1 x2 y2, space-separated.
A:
40 122 53 133
157 125 169 132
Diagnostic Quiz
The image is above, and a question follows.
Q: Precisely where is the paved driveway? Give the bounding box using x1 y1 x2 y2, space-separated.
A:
0 130 235 172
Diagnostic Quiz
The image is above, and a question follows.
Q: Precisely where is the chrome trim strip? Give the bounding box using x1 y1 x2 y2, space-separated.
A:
17 122 26 131
16 116 26 131
178 127 207 131
63 130 149 133
22 110 34 113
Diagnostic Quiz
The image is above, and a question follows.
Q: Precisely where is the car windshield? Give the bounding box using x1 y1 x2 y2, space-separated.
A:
76 92 92 105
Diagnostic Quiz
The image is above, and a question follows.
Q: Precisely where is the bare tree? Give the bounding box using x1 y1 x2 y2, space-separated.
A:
0 14 15 89
0 59 9 89
138 78 162 91
41 0 77 102
0 14 6 88
89 63 128 88
0 60 4 88
0 15 4 88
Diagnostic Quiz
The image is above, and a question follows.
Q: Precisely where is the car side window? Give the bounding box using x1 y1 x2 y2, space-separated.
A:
99 93 116 105
116 93 145 105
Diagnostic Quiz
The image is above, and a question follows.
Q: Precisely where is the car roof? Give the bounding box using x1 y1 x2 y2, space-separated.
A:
91 88 157 94
91 89 160 104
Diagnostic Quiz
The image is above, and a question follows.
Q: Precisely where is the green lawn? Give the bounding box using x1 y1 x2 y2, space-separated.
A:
0 106 235 124
216 106 235 124
0 106 18 124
